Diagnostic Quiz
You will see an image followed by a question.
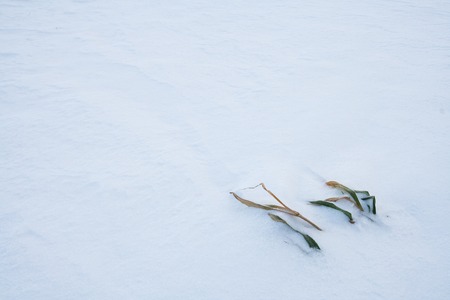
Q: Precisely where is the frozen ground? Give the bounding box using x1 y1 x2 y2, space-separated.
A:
1 0 450 299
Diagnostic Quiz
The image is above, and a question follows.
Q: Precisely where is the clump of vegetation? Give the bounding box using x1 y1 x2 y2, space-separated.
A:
310 181 376 222
230 183 321 250
230 180 378 252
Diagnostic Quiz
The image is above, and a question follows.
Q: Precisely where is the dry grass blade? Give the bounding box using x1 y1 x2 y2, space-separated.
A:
260 183 290 209
229 192 274 210
268 213 320 250
324 196 354 204
229 192 297 215
230 185 322 231
259 183 322 231
239 183 291 210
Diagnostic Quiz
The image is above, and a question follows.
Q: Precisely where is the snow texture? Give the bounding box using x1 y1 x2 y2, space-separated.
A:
1 0 450 299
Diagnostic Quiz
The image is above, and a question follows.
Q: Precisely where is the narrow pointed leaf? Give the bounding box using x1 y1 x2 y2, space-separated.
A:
230 192 322 231
268 213 286 223
324 196 354 204
301 234 321 250
266 204 289 210
355 190 370 197
229 192 273 210
260 183 290 209
268 213 320 250
310 200 355 223
361 196 377 215
326 181 364 211
230 192 298 214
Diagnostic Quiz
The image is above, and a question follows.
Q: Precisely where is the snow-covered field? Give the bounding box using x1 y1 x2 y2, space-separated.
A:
1 0 450 299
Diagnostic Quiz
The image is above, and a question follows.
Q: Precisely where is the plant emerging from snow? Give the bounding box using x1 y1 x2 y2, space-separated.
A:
230 180 377 251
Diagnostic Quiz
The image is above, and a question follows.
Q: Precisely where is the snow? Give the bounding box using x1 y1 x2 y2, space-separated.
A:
1 0 450 299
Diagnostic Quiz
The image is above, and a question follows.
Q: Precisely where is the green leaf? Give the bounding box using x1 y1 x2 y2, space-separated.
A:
268 213 286 223
326 181 364 211
355 190 370 197
309 200 355 223
301 234 321 250
268 213 320 250
361 196 377 215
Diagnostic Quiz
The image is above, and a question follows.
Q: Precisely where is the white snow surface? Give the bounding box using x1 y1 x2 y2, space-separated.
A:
1 0 450 299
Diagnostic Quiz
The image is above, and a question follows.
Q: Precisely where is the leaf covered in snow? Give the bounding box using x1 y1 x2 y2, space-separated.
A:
268 213 320 250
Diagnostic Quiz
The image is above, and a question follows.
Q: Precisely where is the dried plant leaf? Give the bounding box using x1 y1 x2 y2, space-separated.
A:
266 204 289 210
268 213 320 250
230 192 301 215
310 200 355 223
241 183 295 210
230 192 274 210
326 181 364 211
230 186 322 231
258 183 323 231
260 183 290 209
324 196 354 204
